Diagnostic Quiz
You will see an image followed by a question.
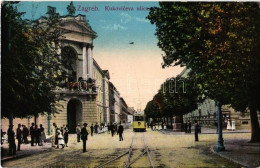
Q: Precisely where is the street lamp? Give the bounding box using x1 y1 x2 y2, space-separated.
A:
217 101 225 151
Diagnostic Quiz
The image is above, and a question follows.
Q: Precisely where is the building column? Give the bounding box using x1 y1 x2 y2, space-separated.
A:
82 44 87 79
87 44 93 78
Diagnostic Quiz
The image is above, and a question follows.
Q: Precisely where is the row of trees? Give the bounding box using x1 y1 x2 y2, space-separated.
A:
146 2 260 142
2 2 74 121
145 77 201 125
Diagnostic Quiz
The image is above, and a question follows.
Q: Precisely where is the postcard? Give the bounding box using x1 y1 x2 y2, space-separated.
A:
1 1 260 168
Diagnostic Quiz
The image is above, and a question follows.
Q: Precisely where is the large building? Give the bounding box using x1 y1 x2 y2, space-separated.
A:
1 4 127 133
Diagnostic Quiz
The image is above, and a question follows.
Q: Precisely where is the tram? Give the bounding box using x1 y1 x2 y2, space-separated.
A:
133 111 146 132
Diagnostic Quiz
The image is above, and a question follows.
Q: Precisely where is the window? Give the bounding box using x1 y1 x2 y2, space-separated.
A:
135 116 144 121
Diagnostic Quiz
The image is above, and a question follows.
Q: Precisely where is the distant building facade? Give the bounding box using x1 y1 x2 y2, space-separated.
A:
109 82 121 124
180 68 260 129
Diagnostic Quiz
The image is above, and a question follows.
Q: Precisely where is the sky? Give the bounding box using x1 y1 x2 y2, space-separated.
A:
16 1 184 110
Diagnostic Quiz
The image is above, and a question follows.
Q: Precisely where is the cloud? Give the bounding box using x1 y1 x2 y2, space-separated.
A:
120 12 149 23
120 13 132 23
102 24 127 31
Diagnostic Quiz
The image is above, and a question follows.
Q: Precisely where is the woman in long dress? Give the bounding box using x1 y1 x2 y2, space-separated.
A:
227 119 232 131
39 124 46 146
56 129 65 149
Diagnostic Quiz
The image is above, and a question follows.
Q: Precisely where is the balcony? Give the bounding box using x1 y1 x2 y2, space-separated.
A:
56 80 98 99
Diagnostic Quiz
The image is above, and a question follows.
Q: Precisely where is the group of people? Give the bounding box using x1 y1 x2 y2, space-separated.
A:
183 121 192 133
30 123 46 146
75 123 89 152
107 123 124 141
51 123 69 149
184 120 200 141
6 123 46 156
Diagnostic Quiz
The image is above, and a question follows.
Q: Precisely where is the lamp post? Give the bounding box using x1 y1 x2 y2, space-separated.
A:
217 101 225 151
47 114 51 135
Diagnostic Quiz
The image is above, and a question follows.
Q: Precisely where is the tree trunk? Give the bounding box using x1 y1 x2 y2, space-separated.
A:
249 106 260 143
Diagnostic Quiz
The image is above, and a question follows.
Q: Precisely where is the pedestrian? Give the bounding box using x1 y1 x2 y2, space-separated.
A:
111 124 114 137
214 121 218 134
55 125 58 146
35 125 41 146
76 124 81 142
161 122 164 130
117 123 124 141
188 121 191 133
90 124 94 136
30 123 35 146
81 123 89 152
94 123 98 133
1 129 6 145
22 125 29 144
39 124 46 146
60 126 64 136
150 122 153 131
184 122 188 133
114 123 118 133
16 124 22 151
64 125 69 147
107 123 111 134
194 120 199 141
8 125 16 156
51 123 56 147
56 129 65 149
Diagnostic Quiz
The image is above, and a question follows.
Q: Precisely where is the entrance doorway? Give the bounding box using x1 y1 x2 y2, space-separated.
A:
67 99 82 133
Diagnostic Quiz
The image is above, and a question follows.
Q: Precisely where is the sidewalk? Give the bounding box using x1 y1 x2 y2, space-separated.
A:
159 127 251 135
1 141 52 163
159 127 259 168
211 139 260 168
0 130 109 163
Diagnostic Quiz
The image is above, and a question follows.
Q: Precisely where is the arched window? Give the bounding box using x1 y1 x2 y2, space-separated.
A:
61 46 77 82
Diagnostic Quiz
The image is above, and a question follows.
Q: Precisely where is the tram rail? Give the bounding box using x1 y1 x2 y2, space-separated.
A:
96 133 154 168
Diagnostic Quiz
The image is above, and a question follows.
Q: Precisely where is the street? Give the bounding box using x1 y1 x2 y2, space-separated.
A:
2 129 249 168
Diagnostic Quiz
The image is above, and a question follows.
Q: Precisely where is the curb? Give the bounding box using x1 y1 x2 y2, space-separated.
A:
210 145 249 168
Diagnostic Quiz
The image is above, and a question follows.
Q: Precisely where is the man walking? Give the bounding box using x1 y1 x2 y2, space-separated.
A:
8 125 16 156
194 120 199 141
16 124 22 151
90 124 94 136
30 123 35 146
76 124 81 142
81 123 88 152
117 123 124 141
188 121 192 133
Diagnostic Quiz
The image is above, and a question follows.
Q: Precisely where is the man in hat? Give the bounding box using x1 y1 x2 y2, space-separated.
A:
7 124 16 155
117 123 124 141
81 123 89 152
76 124 81 142
30 123 35 146
194 120 199 142
90 124 94 136
16 124 22 151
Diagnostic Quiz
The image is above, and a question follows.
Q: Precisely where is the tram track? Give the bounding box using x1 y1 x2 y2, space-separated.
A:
96 132 154 168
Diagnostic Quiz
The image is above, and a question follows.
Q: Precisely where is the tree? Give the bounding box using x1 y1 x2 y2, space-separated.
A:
2 2 68 121
144 100 161 120
148 2 260 142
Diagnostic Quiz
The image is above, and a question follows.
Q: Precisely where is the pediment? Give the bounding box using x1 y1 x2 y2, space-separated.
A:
61 20 97 38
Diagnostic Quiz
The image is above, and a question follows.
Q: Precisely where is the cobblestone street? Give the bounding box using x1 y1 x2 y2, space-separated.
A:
2 129 257 168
